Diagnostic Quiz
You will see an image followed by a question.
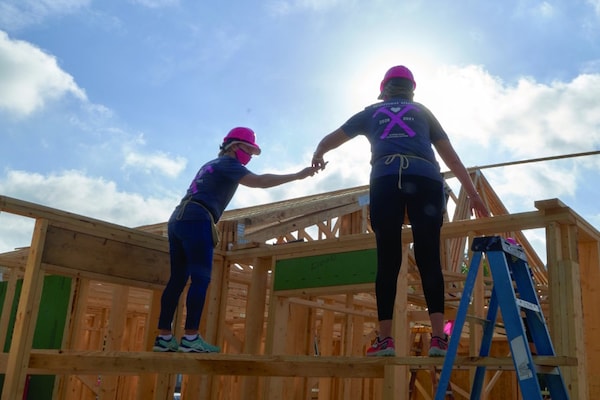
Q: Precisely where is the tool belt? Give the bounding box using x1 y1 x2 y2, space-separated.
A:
176 199 220 248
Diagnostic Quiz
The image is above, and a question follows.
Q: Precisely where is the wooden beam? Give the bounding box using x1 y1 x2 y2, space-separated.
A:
536 198 600 241
225 211 560 262
0 351 576 377
0 195 168 250
442 150 600 179
41 224 170 288
221 185 369 226
243 203 366 242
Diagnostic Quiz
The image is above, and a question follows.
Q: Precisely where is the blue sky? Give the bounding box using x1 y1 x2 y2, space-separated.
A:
1 0 600 256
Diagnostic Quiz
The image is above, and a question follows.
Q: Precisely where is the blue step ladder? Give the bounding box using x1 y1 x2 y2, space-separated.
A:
435 235 569 400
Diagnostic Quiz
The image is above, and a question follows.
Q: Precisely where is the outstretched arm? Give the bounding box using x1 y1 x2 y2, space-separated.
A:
434 139 490 218
311 128 351 170
239 166 318 188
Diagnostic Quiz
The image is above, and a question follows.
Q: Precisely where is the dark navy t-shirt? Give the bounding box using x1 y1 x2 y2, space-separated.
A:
174 155 250 222
341 98 448 182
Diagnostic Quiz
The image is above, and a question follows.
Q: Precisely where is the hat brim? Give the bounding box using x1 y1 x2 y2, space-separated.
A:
230 140 261 155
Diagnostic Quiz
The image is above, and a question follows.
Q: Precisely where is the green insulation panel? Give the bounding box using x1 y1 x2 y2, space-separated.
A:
273 248 377 291
0 275 72 399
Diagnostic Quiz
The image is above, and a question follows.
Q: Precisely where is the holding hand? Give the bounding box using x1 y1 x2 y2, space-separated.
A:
310 128 350 171
298 165 321 179
312 154 328 170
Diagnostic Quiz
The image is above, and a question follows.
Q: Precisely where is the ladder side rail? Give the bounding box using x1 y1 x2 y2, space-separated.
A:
511 256 571 399
510 257 556 357
487 250 545 397
522 304 570 399
471 286 500 399
435 251 484 400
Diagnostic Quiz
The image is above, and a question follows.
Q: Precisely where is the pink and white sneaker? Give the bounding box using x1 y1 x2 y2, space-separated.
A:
428 335 448 357
366 336 396 357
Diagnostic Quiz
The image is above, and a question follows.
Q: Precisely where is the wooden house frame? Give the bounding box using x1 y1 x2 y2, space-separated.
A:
0 169 598 399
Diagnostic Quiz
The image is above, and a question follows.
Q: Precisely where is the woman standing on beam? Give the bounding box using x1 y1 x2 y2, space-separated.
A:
311 65 489 357
154 127 319 353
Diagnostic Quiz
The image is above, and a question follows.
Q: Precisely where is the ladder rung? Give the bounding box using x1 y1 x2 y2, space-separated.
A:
466 314 490 325
515 298 540 312
536 365 561 375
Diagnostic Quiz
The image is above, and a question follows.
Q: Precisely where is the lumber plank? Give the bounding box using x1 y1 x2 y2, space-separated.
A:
41 224 169 287
0 351 577 377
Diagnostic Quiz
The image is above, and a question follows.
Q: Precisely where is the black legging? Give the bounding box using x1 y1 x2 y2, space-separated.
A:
369 174 446 321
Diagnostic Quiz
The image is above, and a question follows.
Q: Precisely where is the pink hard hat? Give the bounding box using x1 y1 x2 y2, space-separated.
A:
379 65 417 93
222 127 261 155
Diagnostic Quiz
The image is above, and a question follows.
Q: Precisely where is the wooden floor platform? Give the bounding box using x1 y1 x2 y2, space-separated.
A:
0 351 577 377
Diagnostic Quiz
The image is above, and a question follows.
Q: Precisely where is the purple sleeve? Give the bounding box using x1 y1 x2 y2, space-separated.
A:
340 109 369 138
422 106 449 142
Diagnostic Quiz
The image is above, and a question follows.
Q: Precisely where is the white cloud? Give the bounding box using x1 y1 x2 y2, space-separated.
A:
420 65 507 147
418 66 600 162
129 0 179 8
0 213 34 253
487 163 578 209
512 0 556 20
0 169 176 227
536 2 555 18
0 31 86 117
124 151 187 178
0 169 179 252
587 0 600 16
265 0 347 16
0 0 90 31
496 74 600 157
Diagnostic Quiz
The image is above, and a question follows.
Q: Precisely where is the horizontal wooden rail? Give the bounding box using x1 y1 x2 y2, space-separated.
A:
0 351 577 377
0 195 168 250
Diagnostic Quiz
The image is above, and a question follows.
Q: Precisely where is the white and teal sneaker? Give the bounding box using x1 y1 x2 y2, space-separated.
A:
152 336 179 352
178 335 220 353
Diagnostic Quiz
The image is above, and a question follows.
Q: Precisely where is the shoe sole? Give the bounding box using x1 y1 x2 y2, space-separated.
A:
428 349 447 357
366 349 396 357
178 347 212 353
152 347 178 352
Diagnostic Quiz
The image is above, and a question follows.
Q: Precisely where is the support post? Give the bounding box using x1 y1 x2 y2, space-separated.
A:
2 218 48 400
546 222 588 399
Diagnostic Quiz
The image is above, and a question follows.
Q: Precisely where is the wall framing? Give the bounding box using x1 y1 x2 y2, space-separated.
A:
0 170 598 399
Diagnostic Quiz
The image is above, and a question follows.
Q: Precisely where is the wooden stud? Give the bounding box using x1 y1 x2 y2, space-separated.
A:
579 239 600 396
0 266 19 350
2 218 48 400
383 243 410 400
241 256 270 399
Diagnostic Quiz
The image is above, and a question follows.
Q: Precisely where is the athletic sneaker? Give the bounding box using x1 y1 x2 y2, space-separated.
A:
428 335 448 357
178 335 220 353
153 336 179 352
366 336 396 357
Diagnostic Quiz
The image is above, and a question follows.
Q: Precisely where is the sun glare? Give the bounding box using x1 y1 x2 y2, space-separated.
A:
337 48 448 113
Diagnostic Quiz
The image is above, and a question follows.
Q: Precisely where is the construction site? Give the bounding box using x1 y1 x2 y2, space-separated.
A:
0 161 599 399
